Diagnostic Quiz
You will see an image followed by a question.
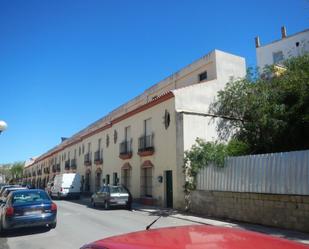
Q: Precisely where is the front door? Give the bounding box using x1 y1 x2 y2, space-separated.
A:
165 170 173 208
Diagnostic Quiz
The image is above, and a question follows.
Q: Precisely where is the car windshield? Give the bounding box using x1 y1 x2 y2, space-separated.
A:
12 191 50 204
110 186 128 194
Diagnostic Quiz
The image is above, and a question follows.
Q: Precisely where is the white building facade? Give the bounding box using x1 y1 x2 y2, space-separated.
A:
256 27 309 71
24 50 246 209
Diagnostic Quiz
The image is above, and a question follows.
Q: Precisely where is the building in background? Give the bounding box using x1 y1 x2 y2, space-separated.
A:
255 27 309 72
23 49 245 208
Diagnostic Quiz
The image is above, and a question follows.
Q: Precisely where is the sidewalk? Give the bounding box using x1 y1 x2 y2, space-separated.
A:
132 202 309 245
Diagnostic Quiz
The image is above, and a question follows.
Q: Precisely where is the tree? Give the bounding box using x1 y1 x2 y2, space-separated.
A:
210 54 309 154
9 162 24 183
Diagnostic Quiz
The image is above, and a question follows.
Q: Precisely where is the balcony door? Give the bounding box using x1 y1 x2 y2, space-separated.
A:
144 118 152 136
125 126 131 141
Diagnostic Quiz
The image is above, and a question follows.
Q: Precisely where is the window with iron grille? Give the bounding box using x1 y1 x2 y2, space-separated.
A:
113 172 118 185
106 174 110 185
140 167 153 197
95 172 101 191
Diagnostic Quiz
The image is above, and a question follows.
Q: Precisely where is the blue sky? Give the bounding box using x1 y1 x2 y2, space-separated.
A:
0 0 308 164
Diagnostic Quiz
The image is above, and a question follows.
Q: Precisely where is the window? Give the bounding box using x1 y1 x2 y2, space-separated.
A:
98 139 101 150
106 174 110 185
79 146 81 156
273 51 284 64
125 126 131 141
106 134 110 147
87 143 91 153
198 71 207 82
82 144 85 154
113 172 118 185
144 118 152 136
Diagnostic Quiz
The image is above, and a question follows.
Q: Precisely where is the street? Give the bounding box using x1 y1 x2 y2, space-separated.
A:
0 199 195 249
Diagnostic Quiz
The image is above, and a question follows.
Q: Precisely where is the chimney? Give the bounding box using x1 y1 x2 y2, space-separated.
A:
255 36 260 48
281 26 287 39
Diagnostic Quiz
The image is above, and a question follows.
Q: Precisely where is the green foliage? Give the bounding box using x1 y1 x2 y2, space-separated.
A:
9 162 24 181
226 139 250 156
183 138 248 211
184 139 248 187
210 54 309 154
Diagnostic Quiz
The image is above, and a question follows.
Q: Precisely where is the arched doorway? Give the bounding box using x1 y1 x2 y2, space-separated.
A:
140 160 153 198
121 162 132 191
85 169 91 192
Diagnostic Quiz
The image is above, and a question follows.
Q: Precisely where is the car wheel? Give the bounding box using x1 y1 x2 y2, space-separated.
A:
104 201 110 210
126 203 132 210
50 222 57 229
91 199 96 208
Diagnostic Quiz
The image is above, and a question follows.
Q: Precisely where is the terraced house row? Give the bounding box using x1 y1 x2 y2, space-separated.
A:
23 49 245 208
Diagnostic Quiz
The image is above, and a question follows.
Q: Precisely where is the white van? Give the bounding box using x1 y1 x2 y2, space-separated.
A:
51 173 81 199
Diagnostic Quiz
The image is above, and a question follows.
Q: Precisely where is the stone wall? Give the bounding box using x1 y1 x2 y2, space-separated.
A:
191 190 309 232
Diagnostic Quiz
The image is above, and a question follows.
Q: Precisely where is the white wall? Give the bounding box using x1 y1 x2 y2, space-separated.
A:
256 29 309 70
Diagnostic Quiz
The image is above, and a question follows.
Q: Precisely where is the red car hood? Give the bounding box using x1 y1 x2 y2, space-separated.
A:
81 225 308 249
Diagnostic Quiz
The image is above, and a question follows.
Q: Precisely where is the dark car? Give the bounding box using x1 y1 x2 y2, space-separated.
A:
91 185 131 210
0 187 28 202
80 225 309 249
0 189 57 232
0 185 21 197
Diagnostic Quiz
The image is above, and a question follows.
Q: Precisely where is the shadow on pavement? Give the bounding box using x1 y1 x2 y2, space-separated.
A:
0 226 51 238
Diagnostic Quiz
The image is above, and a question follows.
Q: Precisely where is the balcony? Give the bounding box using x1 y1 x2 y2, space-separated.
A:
65 160 70 170
119 140 133 159
94 151 103 165
71 159 77 169
84 153 92 166
138 134 154 157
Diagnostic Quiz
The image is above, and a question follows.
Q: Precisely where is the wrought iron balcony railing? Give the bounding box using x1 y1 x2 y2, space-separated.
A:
84 153 92 166
94 150 103 164
70 159 77 169
138 134 154 153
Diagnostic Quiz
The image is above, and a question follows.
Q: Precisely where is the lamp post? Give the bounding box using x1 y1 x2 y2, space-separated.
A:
0 120 8 134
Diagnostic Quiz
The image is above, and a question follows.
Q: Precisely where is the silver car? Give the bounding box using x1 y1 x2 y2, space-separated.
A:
91 185 132 210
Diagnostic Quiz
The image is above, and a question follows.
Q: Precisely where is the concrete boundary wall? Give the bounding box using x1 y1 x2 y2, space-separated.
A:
191 190 309 232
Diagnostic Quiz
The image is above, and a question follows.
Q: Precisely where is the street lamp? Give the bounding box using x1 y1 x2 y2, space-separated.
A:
0 120 8 134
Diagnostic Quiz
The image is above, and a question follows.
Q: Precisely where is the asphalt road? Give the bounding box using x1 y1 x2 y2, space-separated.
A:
0 199 196 249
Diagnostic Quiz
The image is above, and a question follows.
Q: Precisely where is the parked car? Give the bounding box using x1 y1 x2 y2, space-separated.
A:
91 185 131 210
80 225 309 249
1 187 28 202
51 173 81 199
0 185 21 197
0 189 57 232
